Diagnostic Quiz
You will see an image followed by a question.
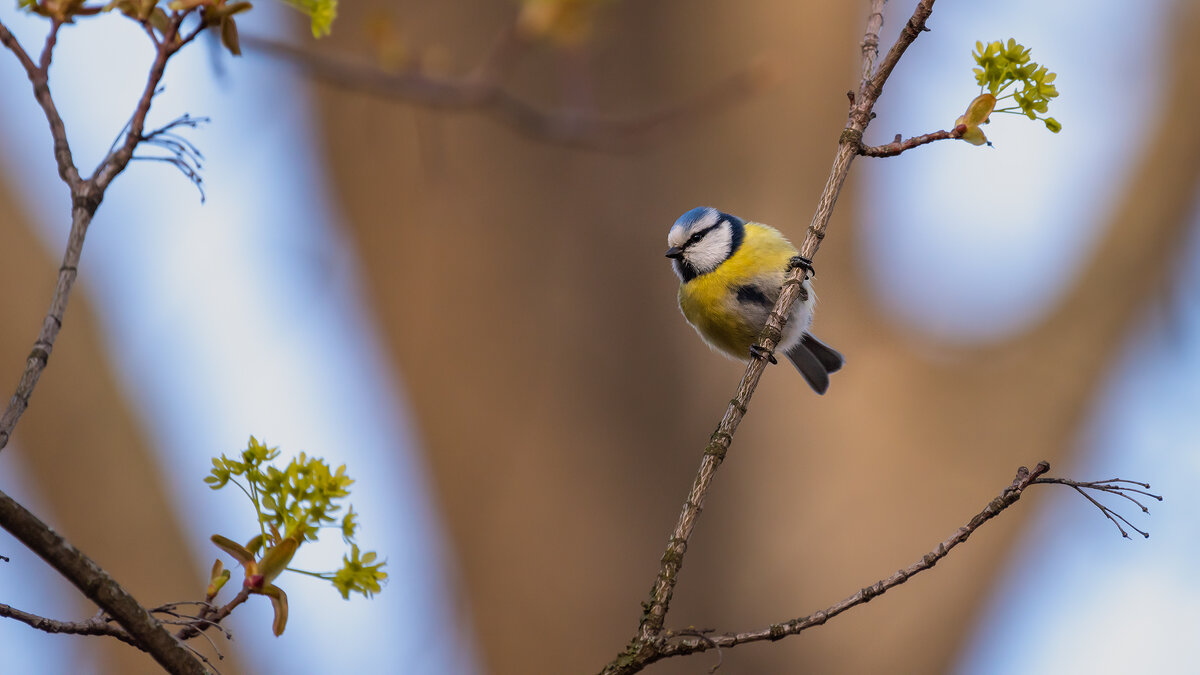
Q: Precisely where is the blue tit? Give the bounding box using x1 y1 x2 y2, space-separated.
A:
665 206 844 394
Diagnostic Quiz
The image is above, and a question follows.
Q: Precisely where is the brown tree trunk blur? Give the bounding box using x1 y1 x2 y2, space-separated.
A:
311 1 1198 674
0 182 244 672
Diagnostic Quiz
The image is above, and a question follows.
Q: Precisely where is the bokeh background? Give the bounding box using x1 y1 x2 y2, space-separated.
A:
0 0 1196 673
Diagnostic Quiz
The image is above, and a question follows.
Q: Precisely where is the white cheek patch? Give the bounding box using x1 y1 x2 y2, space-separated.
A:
685 224 733 274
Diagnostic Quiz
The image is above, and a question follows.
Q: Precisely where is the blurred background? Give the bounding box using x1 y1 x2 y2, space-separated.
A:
0 0 1196 673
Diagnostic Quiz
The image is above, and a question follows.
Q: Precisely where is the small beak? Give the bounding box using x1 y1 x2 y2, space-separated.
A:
664 246 684 259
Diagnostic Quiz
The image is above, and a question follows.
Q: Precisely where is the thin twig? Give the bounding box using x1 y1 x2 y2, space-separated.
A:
860 126 964 157
182 640 224 675
860 0 886 90
0 602 139 647
149 600 216 613
664 628 722 673
605 459 1159 672
93 13 199 191
0 187 96 455
0 15 198 453
175 586 252 642
36 19 60 71
1033 477 1163 539
0 17 91 454
241 33 774 152
0 17 200 454
653 463 1051 662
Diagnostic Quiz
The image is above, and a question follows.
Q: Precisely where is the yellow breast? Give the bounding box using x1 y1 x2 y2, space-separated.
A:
677 223 798 359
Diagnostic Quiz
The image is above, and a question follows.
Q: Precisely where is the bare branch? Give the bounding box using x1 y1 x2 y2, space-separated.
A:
859 0 887 90
93 12 194 191
0 490 206 673
241 33 773 152
1034 477 1163 539
0 602 139 647
608 462 1157 672
859 125 964 157
0 13 207 455
859 0 936 115
653 463 1052 663
628 2 939 655
174 587 251 642
0 194 97 454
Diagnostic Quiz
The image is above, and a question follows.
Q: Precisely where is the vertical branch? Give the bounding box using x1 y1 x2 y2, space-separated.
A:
0 11 211 674
860 0 886 90
0 199 97 453
0 13 194 454
0 17 91 454
617 1 939 671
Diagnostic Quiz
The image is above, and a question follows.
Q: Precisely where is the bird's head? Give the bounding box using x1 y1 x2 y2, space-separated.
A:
665 206 744 282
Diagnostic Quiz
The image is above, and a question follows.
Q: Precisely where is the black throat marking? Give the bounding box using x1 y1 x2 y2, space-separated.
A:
675 214 746 283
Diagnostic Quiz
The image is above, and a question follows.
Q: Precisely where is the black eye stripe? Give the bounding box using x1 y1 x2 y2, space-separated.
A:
684 222 721 247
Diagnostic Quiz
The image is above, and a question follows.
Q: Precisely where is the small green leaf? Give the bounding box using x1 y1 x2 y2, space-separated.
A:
206 559 232 600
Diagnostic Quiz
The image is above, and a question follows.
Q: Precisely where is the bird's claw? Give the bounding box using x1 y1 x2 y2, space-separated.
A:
789 255 815 276
749 344 777 365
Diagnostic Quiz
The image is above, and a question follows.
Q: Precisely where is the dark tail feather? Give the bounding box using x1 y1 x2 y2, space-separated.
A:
801 333 844 374
784 341 831 394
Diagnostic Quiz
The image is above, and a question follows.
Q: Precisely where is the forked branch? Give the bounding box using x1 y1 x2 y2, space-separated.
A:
1034 476 1162 539
642 463 1157 668
0 602 139 648
0 9 219 674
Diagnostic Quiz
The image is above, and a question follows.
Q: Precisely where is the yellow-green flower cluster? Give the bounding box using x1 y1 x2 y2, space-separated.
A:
331 545 387 600
971 38 1060 133
206 436 386 635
